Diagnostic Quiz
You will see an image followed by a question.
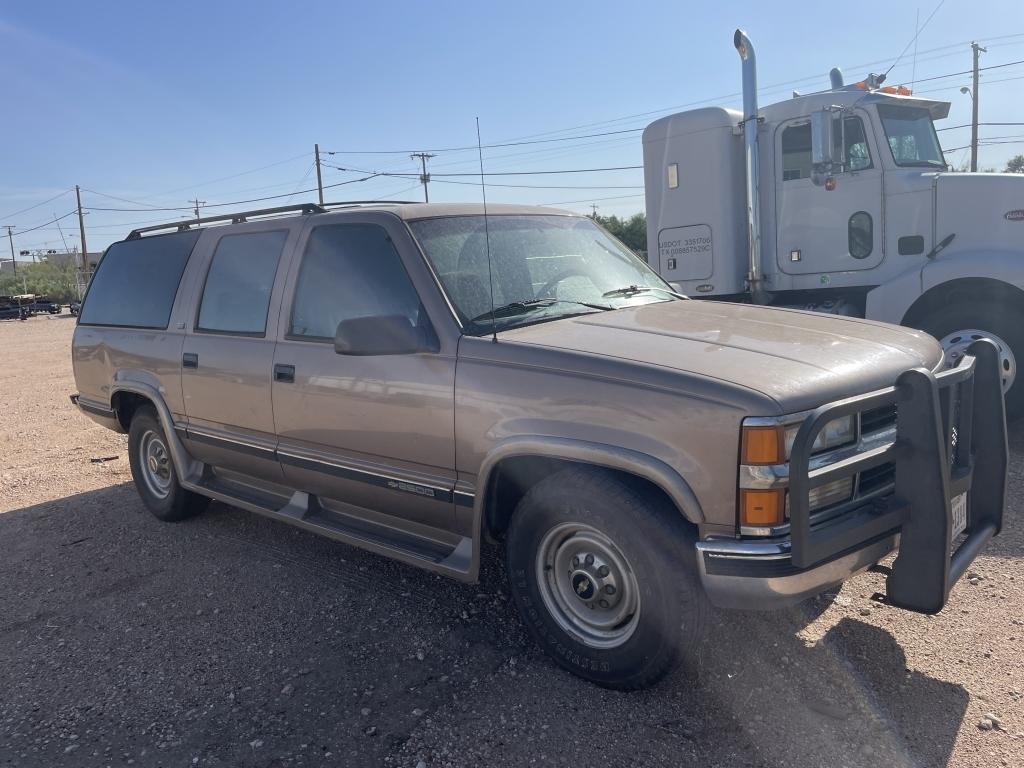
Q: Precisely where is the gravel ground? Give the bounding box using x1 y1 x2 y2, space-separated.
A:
0 315 1021 768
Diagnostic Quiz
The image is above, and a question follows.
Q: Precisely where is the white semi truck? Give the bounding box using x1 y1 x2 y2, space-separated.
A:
644 30 1024 414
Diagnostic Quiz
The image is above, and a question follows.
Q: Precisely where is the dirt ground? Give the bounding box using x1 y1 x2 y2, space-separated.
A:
1 315 1021 768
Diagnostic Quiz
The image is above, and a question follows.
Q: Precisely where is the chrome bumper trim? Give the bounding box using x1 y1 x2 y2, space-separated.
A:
694 533 899 610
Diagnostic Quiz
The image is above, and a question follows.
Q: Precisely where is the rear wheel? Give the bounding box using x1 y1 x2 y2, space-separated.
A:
127 406 209 522
917 303 1024 419
505 467 706 689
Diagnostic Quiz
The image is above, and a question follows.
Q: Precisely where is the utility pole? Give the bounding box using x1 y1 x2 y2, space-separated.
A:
314 143 325 205
75 185 89 270
4 225 16 275
970 41 986 172
410 152 435 202
590 203 599 218
190 198 206 223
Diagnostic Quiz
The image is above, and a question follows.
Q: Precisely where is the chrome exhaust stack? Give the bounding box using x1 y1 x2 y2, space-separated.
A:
734 29 767 303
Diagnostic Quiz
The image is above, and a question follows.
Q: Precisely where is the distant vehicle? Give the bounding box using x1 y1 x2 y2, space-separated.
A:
72 201 1006 689
29 296 62 314
69 301 81 316
0 296 29 321
644 29 1024 415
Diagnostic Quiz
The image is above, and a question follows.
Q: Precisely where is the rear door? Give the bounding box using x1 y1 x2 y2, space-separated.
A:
179 222 297 481
270 213 457 532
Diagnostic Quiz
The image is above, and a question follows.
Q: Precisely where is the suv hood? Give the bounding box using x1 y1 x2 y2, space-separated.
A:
499 300 943 412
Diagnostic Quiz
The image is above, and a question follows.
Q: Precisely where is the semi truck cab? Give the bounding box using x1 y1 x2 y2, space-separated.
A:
644 30 1024 414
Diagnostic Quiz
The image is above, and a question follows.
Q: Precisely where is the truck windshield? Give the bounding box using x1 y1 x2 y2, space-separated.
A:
877 104 946 168
408 215 671 334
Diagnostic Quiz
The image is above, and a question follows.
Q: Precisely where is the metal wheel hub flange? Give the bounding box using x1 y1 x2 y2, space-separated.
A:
939 328 1016 392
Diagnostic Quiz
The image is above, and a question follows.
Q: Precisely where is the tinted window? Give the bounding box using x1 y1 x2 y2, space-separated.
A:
289 224 422 340
79 230 201 328
849 211 873 259
781 117 871 180
197 230 287 335
878 105 945 167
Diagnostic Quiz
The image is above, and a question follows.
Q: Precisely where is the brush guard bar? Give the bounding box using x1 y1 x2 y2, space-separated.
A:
788 339 1007 614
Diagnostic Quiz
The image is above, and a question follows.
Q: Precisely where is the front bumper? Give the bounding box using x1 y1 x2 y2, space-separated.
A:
699 338 1007 615
695 533 898 609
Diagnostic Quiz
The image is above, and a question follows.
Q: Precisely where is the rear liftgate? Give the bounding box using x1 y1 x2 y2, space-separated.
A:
788 339 1007 614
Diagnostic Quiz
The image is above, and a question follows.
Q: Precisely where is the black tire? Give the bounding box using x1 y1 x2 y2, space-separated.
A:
127 406 209 522
915 302 1024 420
505 467 707 690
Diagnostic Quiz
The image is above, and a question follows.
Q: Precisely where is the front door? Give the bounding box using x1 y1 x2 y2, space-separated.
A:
180 223 296 481
776 113 884 275
271 217 457 532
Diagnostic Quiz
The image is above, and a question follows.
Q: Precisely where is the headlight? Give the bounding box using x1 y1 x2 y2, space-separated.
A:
784 415 855 458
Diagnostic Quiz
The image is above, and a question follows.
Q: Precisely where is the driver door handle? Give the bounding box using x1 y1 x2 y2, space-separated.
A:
274 364 295 383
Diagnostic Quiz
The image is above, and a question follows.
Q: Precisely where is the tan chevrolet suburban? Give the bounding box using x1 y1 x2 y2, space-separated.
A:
71 201 1007 689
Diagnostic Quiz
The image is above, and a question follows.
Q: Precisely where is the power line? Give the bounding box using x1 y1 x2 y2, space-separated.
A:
0 189 73 223
9 210 78 236
884 0 948 78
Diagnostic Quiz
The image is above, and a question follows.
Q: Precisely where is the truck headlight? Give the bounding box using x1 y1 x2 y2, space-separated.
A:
784 415 855 457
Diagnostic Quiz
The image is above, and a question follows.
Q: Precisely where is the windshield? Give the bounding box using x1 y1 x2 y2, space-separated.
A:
408 215 671 334
877 104 946 168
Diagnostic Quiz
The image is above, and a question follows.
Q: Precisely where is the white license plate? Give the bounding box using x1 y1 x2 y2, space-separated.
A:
951 492 968 541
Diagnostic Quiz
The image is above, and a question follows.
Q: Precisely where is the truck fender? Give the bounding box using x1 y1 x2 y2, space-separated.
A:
108 378 203 486
472 435 706 526
864 261 925 325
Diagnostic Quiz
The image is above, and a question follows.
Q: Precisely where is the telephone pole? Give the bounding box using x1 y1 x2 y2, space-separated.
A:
190 198 206 223
590 203 599 218
4 225 16 275
75 185 89 270
314 144 325 205
970 41 986 172
410 152 435 202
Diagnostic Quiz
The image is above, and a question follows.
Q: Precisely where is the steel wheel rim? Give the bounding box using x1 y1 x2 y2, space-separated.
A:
535 522 641 649
139 430 172 499
939 328 1016 392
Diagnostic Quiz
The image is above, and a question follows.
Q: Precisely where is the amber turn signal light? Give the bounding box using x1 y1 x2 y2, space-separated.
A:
741 425 784 465
740 489 785 527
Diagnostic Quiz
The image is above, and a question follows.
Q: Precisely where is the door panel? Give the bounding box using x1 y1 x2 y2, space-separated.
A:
271 218 457 531
775 115 884 275
180 225 296 480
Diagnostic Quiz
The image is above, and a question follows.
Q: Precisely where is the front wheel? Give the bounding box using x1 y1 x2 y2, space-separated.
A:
505 468 706 690
917 303 1024 419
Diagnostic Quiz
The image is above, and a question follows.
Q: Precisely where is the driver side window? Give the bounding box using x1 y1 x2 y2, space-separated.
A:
781 116 872 181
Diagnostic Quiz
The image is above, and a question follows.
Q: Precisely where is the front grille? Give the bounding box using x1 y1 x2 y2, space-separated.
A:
861 403 897 435
859 462 895 496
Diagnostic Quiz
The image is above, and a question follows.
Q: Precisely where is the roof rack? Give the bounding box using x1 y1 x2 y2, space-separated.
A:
125 200 423 240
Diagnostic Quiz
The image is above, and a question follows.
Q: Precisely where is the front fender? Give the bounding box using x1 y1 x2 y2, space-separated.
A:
473 435 706 525
920 249 1024 294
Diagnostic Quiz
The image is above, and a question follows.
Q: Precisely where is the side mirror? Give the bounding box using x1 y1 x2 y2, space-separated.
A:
811 109 850 185
333 314 435 356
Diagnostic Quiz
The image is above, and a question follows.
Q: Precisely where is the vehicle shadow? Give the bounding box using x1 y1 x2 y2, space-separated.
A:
0 482 974 768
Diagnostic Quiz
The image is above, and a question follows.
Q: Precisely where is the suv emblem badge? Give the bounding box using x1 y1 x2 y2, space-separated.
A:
1005 209 1024 222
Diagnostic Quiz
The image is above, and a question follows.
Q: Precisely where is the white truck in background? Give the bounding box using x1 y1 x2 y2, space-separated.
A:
644 30 1024 414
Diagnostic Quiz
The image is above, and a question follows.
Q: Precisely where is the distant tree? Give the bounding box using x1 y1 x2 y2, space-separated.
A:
0 261 79 302
593 212 647 258
1006 155 1024 174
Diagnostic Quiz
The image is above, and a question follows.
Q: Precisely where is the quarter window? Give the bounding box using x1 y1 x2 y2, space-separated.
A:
197 230 287 335
289 224 423 340
79 230 200 329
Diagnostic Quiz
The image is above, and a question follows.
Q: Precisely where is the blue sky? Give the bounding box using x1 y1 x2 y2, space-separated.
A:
1 0 1022 254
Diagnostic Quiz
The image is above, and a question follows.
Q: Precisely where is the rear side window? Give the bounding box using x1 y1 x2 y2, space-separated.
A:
196 230 288 335
79 230 201 329
289 224 421 340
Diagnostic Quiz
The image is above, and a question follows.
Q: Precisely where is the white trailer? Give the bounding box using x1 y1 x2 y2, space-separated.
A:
644 30 1024 414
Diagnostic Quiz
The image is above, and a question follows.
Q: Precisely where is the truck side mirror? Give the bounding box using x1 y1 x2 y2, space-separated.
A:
810 110 835 186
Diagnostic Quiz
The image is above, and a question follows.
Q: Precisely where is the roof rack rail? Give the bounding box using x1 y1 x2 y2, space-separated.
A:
320 200 421 209
126 203 325 239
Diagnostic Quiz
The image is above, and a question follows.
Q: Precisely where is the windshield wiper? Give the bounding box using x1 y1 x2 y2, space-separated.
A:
470 298 612 324
602 285 690 300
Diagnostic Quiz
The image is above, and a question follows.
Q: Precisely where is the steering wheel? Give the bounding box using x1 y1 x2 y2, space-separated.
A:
536 268 591 298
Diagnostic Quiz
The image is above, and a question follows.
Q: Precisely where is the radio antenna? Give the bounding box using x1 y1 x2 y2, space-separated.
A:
476 117 498 343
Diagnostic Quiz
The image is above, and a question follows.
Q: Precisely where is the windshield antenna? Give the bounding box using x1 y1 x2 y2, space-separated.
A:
884 0 945 79
476 117 498 343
